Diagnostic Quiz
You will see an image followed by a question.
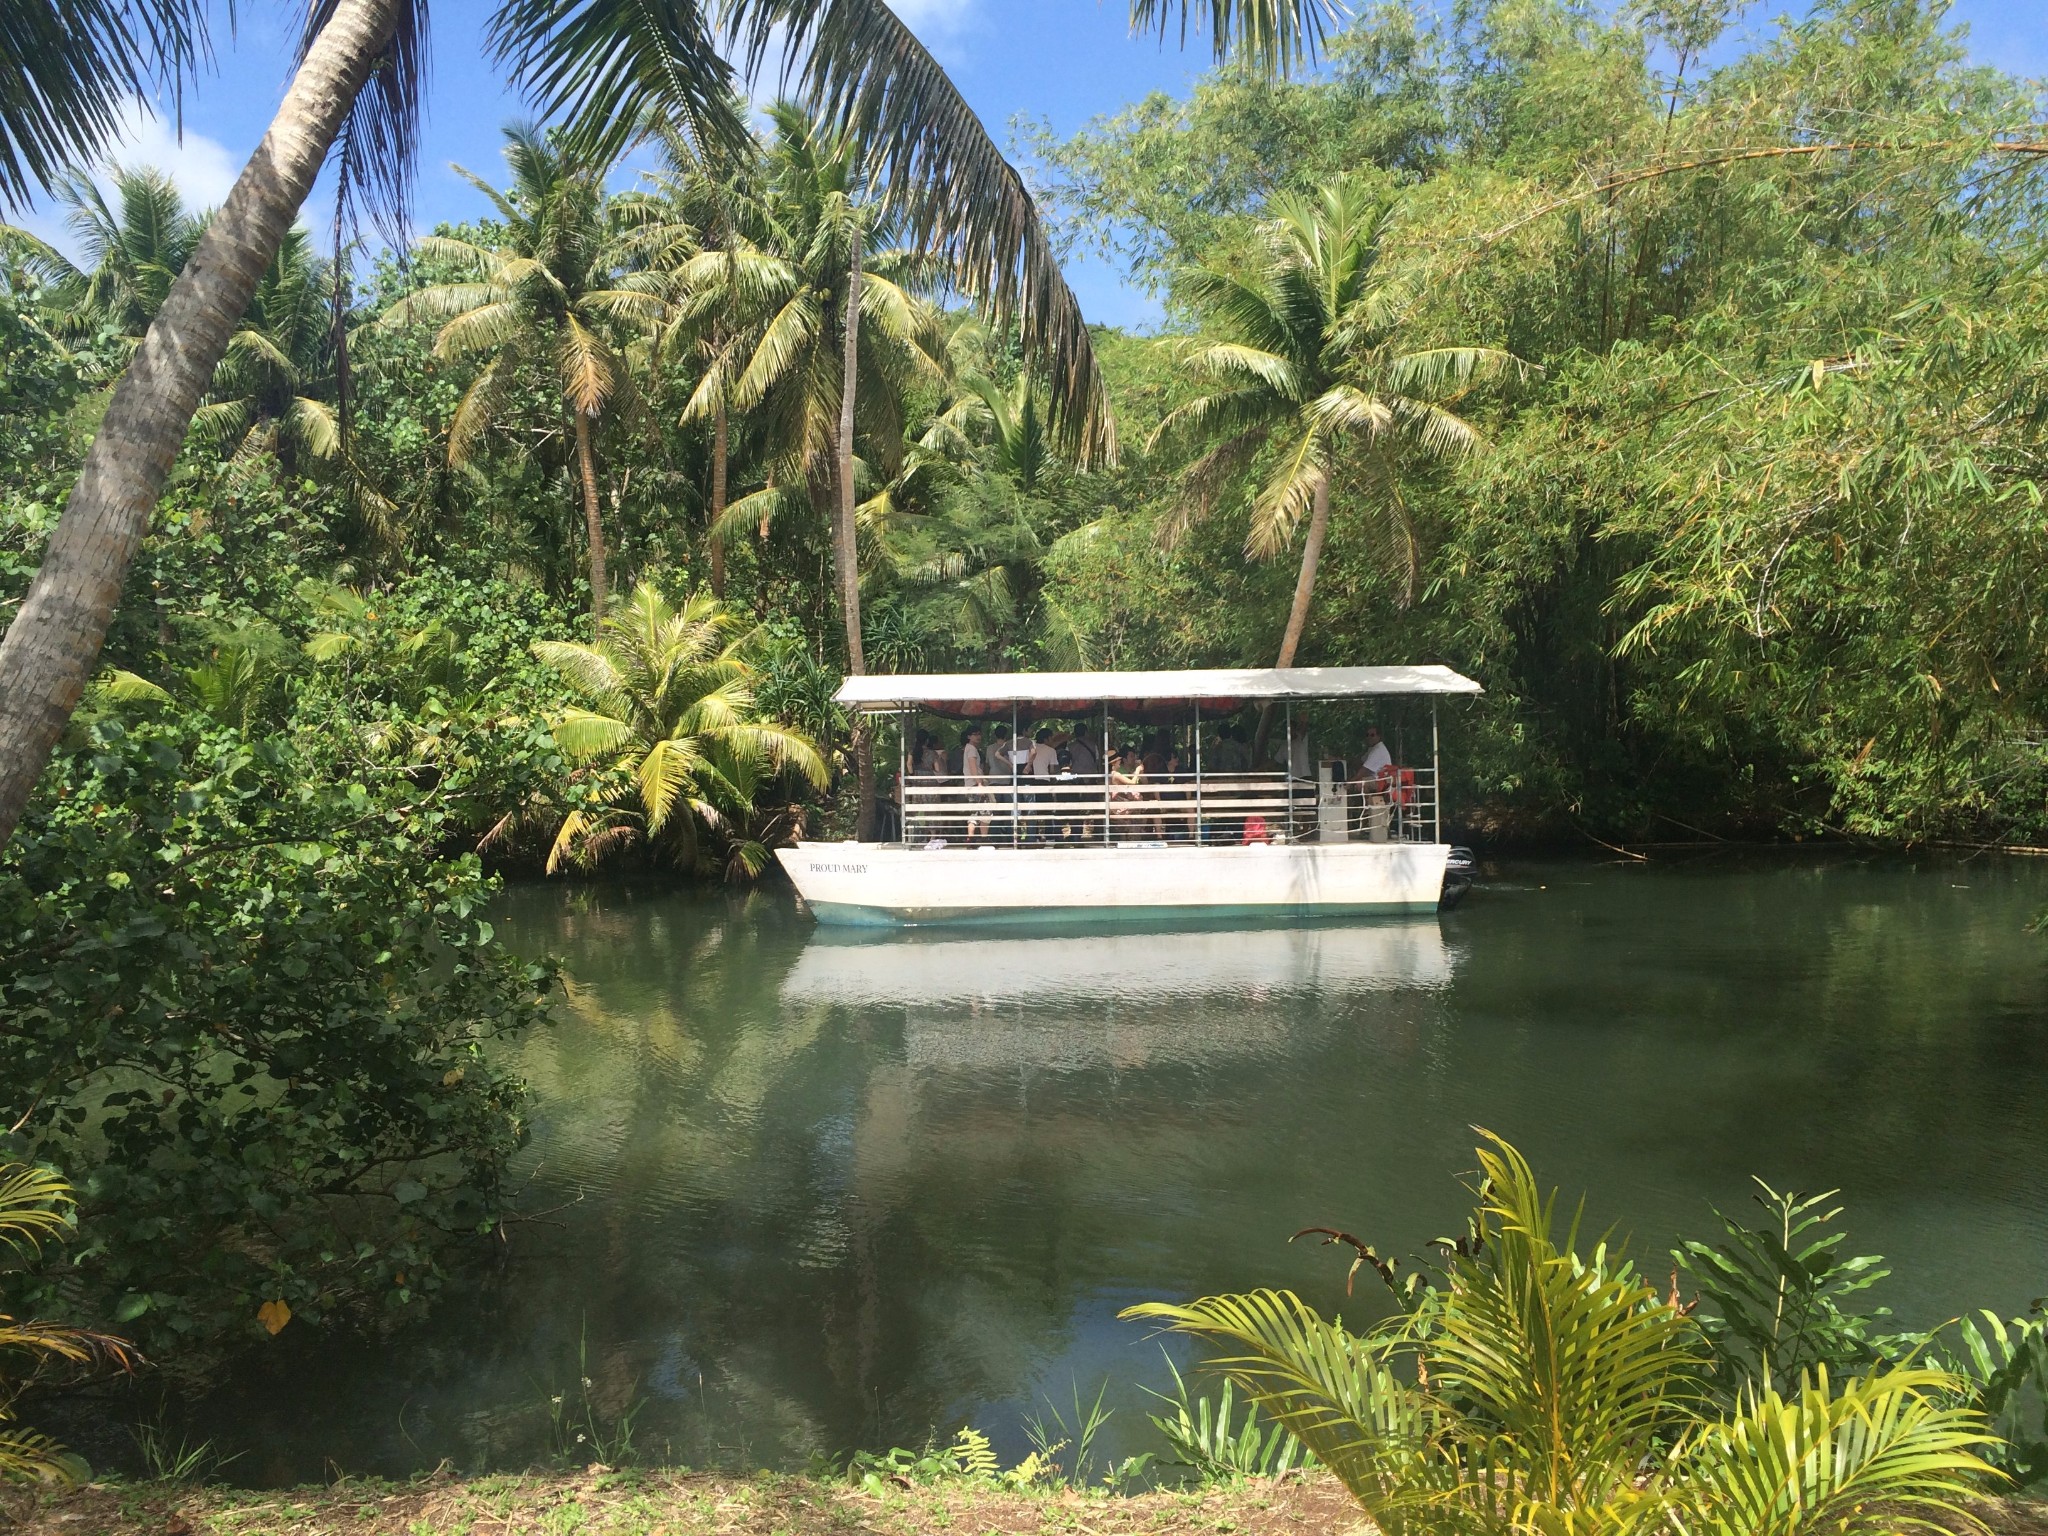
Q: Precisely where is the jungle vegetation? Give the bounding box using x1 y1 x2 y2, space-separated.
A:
0 0 2044 1472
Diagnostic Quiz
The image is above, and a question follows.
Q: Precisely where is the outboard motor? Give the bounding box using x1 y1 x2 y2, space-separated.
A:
1440 846 1478 910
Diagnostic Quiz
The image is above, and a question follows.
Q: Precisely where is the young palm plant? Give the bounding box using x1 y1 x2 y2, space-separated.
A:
533 581 827 876
1125 1133 1998 1536
1151 181 1521 667
1 1163 138 1484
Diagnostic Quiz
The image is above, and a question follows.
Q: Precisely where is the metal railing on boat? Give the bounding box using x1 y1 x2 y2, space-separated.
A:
890 768 1440 848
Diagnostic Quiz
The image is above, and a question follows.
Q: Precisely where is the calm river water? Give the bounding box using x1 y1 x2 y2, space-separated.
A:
188 855 2048 1483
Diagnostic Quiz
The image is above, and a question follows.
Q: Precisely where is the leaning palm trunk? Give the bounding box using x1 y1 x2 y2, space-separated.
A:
0 0 402 847
836 241 875 840
573 407 607 631
1253 476 1330 759
1275 475 1330 670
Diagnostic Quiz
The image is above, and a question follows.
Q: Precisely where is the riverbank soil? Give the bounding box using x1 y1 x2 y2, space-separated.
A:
4 1468 1370 1536
8 1471 2046 1535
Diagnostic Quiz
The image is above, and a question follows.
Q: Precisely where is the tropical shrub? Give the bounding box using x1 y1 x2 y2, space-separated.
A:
0 1164 136 1484
0 718 554 1357
1128 1134 1998 1534
533 580 828 877
1679 1180 2048 1489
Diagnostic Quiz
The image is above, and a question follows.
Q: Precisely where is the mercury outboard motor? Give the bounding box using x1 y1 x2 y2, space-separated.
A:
1440 846 1478 910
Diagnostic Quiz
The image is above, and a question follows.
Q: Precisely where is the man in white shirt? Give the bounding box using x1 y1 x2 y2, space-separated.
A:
1355 725 1394 841
1359 726 1393 779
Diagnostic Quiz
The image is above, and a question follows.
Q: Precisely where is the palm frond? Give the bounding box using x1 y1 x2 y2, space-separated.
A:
0 1163 74 1257
550 706 641 761
726 0 1116 465
1126 0 1334 75
1246 427 1327 560
1120 1289 1433 1520
1676 1367 1997 1535
489 0 750 169
534 638 632 709
556 312 617 415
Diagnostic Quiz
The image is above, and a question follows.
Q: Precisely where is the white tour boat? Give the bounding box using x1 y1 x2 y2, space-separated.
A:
775 664 1482 926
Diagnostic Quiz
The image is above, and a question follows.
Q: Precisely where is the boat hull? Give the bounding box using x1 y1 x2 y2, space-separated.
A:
776 840 1451 926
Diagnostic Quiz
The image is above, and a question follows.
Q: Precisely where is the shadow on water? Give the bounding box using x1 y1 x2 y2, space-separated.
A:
132 856 2048 1483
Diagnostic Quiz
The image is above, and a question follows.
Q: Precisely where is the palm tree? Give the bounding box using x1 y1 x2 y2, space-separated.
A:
629 122 776 600
1151 183 1520 669
697 104 949 837
703 106 945 635
382 125 661 629
41 165 203 341
0 0 1327 847
192 227 340 466
1128 1134 1997 1536
532 580 828 876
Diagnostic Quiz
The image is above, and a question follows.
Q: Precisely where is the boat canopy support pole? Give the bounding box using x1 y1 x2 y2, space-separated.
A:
1193 700 1202 846
1285 702 1294 842
899 706 908 845
1432 698 1441 845
1102 702 1110 846
1012 700 1020 847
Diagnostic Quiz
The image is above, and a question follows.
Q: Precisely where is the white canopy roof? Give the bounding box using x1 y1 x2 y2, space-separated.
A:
834 665 1482 713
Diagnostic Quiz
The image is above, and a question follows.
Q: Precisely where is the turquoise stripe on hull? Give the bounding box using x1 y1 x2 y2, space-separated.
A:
806 899 1443 929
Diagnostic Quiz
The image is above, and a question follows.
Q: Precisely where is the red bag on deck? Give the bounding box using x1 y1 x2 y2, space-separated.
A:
1241 815 1271 844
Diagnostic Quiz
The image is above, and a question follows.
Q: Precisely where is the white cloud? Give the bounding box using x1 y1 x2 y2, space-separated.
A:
890 0 977 34
888 0 979 61
11 98 243 258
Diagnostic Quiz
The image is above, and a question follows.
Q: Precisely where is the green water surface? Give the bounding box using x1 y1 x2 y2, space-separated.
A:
191 855 2048 1482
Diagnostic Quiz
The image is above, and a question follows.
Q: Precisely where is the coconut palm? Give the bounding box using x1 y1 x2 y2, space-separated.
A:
691 104 949 836
699 105 946 637
0 1163 138 1485
1126 1134 1997 1536
382 125 662 629
1152 183 1521 668
0 0 1327 847
192 227 340 466
628 122 778 599
41 165 203 341
533 580 828 876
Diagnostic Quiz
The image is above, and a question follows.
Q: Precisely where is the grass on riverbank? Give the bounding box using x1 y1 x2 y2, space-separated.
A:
4 1466 1368 1536
11 1468 2048 1536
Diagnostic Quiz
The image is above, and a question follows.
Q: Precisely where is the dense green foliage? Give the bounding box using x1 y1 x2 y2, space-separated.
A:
0 712 553 1356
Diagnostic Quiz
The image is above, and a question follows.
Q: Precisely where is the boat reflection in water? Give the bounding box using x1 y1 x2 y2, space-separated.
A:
782 917 1455 1072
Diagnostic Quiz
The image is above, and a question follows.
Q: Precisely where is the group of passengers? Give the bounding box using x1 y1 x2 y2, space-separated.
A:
900 719 1313 845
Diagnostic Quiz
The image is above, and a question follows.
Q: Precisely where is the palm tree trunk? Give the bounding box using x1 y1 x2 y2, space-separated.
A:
574 407 607 633
709 394 728 599
0 0 401 848
1254 475 1331 761
1275 474 1330 669
837 239 875 840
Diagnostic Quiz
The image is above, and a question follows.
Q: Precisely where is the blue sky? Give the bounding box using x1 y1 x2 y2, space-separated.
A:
13 0 2043 329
